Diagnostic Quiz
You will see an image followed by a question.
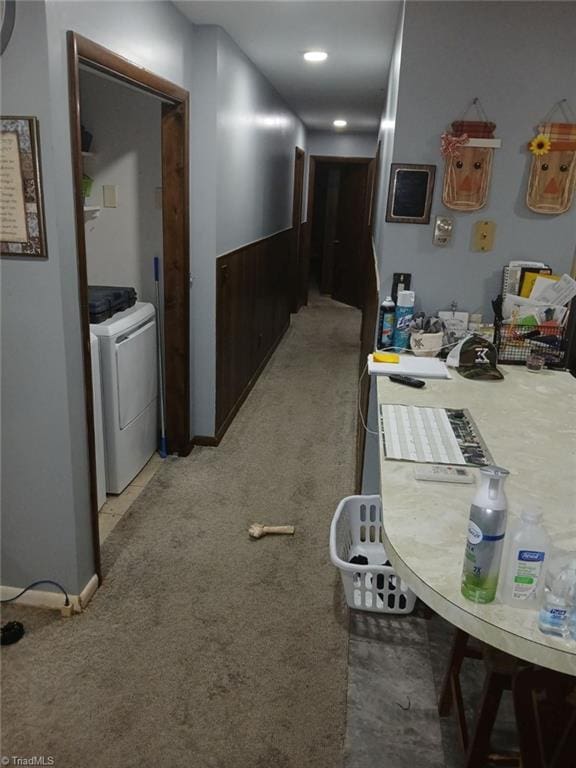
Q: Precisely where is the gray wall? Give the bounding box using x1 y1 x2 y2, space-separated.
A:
215 28 306 256
376 0 576 319
1 1 305 594
189 26 219 437
80 70 163 304
192 26 307 435
1 0 93 594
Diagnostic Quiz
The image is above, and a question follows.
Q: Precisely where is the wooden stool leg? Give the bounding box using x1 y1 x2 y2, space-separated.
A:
513 667 544 768
465 668 508 768
439 628 470 716
552 710 576 768
452 666 470 752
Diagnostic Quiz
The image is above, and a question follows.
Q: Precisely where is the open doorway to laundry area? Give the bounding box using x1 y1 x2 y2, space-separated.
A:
306 155 374 309
68 33 190 581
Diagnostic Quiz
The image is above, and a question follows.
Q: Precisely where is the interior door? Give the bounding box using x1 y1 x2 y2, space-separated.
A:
320 166 340 294
332 163 370 309
292 147 305 311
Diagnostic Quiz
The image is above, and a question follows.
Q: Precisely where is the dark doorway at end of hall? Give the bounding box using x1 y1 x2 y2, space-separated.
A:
307 156 373 310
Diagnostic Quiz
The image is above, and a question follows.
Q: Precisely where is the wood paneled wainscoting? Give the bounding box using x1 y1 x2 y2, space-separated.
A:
215 228 293 439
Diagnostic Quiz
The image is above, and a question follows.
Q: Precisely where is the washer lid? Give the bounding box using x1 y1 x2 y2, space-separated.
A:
90 302 155 337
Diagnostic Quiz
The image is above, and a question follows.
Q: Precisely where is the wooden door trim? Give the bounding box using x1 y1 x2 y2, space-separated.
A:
291 146 305 312
67 32 190 583
72 34 188 103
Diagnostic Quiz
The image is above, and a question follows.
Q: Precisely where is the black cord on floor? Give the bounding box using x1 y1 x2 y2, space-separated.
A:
0 580 70 606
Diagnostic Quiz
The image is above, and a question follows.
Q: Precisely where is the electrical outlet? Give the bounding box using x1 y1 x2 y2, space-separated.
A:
472 220 495 252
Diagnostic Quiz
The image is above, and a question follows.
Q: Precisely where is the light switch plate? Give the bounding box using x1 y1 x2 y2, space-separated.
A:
472 220 495 252
103 184 118 208
433 215 454 246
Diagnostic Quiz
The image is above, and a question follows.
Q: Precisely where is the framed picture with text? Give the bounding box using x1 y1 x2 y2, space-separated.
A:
1 116 48 258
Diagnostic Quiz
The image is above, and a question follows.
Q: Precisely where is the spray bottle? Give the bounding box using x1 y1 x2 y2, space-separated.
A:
376 296 395 349
461 465 509 604
392 290 415 350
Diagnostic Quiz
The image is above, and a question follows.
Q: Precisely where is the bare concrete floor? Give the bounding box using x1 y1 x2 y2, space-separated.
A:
344 606 517 768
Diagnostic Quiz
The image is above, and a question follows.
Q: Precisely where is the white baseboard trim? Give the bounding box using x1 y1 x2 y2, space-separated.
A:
79 574 99 609
0 573 99 615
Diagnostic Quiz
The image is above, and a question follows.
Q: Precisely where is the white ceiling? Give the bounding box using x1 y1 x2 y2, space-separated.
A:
175 1 402 133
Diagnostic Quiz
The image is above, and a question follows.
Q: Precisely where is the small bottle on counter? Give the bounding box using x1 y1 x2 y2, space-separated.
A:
392 290 415 350
376 296 395 349
500 509 550 609
538 562 576 639
461 465 509 604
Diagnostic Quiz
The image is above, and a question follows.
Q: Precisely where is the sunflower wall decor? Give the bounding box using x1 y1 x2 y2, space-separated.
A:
526 123 576 214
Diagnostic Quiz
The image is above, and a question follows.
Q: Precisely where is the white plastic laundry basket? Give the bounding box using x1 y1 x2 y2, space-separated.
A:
330 495 416 614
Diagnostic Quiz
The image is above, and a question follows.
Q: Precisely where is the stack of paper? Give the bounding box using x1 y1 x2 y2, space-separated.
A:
368 354 451 379
502 270 576 327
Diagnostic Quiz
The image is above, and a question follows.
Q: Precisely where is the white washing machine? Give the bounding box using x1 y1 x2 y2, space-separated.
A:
90 333 107 510
90 302 158 494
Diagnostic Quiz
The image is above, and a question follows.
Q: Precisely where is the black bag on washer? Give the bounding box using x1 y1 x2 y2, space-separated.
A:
88 285 137 324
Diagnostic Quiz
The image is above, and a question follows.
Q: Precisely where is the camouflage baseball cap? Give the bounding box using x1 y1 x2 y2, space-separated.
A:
446 334 503 380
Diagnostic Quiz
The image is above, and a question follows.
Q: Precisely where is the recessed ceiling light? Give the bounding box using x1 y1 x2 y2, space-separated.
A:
303 51 328 63
333 119 347 128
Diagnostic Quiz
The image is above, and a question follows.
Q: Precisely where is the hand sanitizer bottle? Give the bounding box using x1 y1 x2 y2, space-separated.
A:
461 465 509 604
500 509 550 609
538 562 576 638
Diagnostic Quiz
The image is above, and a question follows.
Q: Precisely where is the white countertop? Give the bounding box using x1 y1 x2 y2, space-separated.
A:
376 366 576 675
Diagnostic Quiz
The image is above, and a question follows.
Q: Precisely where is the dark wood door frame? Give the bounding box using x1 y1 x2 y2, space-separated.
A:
68 32 190 582
291 146 305 312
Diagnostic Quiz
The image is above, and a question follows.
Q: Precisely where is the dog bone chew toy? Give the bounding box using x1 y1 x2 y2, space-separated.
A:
248 523 295 539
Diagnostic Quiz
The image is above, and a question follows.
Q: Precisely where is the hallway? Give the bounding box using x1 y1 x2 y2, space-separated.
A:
2 293 361 768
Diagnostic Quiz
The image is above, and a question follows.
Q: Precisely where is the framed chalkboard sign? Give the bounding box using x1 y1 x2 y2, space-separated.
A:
386 163 436 224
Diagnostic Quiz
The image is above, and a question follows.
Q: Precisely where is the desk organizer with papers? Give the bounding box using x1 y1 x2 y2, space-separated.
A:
379 404 493 466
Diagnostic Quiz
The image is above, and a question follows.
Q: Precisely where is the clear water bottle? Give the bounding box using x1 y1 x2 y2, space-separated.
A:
569 605 576 641
538 561 576 639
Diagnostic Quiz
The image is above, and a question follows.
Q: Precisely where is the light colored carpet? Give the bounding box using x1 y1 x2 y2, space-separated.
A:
1 292 361 768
